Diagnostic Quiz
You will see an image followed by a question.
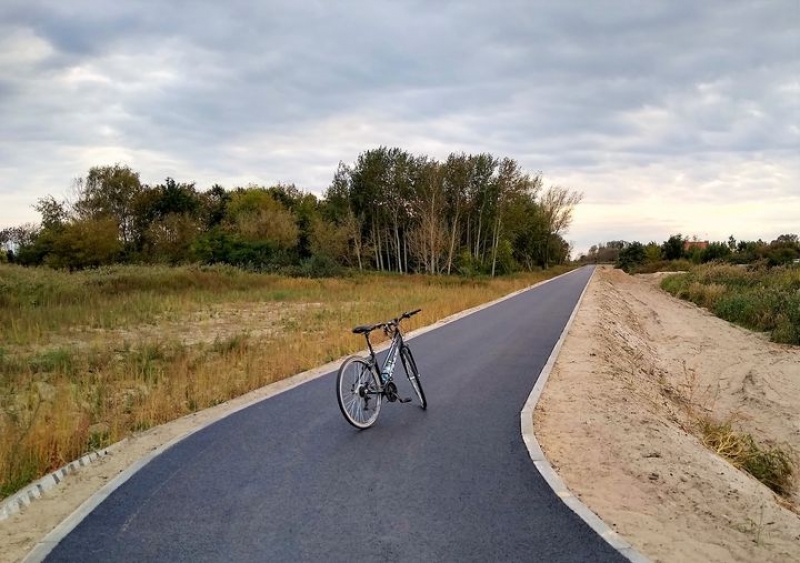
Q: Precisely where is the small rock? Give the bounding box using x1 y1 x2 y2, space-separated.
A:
648 473 659 481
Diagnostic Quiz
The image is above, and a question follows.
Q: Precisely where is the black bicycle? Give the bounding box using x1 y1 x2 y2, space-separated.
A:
336 309 427 428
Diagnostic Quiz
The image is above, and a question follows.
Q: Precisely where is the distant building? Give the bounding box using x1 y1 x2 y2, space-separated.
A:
684 240 709 251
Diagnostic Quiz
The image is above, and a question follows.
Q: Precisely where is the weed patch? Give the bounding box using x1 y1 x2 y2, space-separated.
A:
699 418 796 497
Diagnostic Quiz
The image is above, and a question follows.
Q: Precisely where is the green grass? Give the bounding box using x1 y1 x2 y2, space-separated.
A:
661 264 800 345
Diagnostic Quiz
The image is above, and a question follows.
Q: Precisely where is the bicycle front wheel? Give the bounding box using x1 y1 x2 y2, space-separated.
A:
336 356 382 429
400 346 427 409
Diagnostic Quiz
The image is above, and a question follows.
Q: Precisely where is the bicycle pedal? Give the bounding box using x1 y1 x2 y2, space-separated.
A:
398 397 412 403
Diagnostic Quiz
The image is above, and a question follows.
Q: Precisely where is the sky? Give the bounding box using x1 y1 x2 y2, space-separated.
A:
1 0 798 255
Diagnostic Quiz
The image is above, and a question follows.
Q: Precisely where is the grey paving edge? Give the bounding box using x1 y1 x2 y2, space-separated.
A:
19 267 604 562
0 450 110 521
520 266 651 563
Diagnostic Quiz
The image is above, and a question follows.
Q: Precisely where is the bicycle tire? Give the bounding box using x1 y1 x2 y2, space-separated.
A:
336 356 382 428
400 346 427 409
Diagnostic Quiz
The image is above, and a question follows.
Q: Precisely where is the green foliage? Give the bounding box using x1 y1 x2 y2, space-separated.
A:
616 242 646 272
700 241 731 263
456 249 482 277
75 164 143 246
661 264 800 345
295 254 344 278
191 229 292 271
28 348 77 377
13 149 584 276
662 234 685 261
644 242 662 263
45 218 122 270
226 187 299 249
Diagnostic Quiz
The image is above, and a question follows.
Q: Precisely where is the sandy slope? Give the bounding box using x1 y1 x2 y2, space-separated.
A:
3 268 799 562
535 267 800 562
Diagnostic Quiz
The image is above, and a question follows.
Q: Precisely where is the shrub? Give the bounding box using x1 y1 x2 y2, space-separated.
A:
616 242 646 272
295 254 344 278
662 264 800 344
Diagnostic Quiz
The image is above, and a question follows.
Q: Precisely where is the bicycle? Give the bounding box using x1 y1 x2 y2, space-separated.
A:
336 309 427 429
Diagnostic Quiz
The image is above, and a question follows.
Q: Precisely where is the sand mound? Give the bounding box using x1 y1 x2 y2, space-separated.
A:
535 267 800 562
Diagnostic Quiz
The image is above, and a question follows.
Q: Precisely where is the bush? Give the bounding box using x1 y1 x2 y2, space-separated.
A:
627 259 693 274
616 242 646 272
661 264 800 344
700 242 731 263
295 254 344 278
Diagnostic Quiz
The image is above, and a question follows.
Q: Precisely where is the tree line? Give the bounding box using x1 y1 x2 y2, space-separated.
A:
578 234 800 273
0 147 582 276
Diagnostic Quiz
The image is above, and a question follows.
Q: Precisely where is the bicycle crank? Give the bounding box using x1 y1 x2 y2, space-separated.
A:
384 382 411 403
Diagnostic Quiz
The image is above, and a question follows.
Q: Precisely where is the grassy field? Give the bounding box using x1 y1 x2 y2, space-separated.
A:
0 263 571 499
660 263 800 345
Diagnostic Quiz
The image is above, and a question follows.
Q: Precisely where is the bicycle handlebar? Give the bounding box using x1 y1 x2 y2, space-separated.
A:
351 309 422 335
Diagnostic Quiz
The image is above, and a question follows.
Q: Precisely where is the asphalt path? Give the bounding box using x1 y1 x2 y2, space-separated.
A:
45 266 624 562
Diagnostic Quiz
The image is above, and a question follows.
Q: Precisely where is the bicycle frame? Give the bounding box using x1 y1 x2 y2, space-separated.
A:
363 323 406 392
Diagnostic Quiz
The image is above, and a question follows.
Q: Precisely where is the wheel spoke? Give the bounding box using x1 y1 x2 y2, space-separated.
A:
337 357 381 428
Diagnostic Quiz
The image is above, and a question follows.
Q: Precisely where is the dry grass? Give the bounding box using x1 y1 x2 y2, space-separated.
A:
0 263 571 498
661 362 798 501
698 418 796 498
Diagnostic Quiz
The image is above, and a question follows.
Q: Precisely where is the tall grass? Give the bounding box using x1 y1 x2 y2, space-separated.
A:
0 263 572 498
661 264 800 345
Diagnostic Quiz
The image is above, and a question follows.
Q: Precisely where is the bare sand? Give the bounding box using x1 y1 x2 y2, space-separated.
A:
535 267 800 562
3 268 799 562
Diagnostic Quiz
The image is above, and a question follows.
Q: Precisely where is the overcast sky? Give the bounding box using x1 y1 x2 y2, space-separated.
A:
1 0 797 254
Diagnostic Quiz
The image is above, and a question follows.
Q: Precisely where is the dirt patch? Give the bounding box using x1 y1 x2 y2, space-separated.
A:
535 267 800 562
38 302 324 351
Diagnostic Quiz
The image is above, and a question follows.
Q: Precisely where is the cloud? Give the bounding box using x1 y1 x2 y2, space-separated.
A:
0 0 797 255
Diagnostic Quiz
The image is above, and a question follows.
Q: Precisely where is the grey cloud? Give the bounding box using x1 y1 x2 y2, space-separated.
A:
0 0 797 238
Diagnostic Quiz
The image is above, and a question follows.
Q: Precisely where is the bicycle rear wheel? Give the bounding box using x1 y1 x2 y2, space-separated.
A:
400 346 427 409
336 356 382 428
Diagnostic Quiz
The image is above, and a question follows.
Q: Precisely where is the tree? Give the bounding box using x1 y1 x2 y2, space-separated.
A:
309 217 350 265
226 187 299 250
662 234 685 261
775 234 799 244
34 196 69 230
45 217 122 270
442 153 470 274
407 158 447 274
701 242 731 263
617 242 646 272
143 213 202 264
73 164 143 248
644 242 662 263
539 185 583 268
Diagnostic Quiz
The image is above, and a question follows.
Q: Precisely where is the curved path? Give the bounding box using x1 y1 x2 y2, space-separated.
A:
42 266 624 562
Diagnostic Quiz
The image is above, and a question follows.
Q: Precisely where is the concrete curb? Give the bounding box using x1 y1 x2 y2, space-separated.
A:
19 268 583 562
520 266 651 563
0 450 109 521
